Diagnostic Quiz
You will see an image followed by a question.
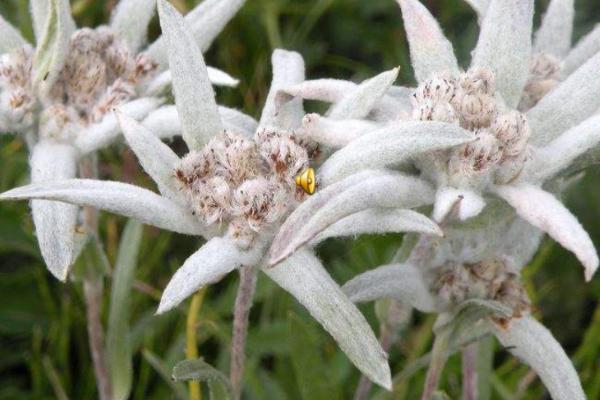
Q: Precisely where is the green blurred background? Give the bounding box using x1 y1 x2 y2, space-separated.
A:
1 0 599 399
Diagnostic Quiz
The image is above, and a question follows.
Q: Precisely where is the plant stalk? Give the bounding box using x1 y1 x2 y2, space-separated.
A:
462 342 478 400
186 288 207 400
80 157 112 400
84 276 112 400
230 266 258 400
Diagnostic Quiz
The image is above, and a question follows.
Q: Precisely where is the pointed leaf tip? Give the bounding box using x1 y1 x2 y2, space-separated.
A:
157 0 223 150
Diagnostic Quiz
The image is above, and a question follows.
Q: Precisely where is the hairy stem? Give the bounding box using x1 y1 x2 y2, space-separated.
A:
80 156 112 400
186 288 207 400
462 342 478 400
230 266 258 400
84 276 112 400
421 330 450 400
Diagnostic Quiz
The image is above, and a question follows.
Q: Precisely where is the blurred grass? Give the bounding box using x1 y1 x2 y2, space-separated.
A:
0 0 599 399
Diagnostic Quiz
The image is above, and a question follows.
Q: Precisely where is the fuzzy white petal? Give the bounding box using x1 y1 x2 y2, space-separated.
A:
463 0 490 21
270 172 435 265
259 49 305 131
141 105 257 140
30 0 49 42
278 79 354 103
147 0 246 68
30 142 78 281
218 106 258 136
263 249 392 390
116 112 181 200
492 316 585 400
299 113 379 148
432 187 486 222
0 179 210 236
32 0 75 94
494 184 598 281
145 67 239 96
157 0 223 150
157 237 262 314
528 114 600 182
562 24 600 77
472 0 533 107
277 79 402 121
528 51 600 145
342 263 436 312
207 66 239 87
533 0 574 58
269 170 389 265
328 67 399 119
110 0 156 52
396 0 459 82
318 121 473 186
311 208 442 246
0 14 27 54
75 98 162 155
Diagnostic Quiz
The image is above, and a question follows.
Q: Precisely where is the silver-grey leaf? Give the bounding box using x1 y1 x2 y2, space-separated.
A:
263 249 392 390
472 0 533 107
29 141 78 281
0 179 211 236
396 0 459 82
491 316 585 400
157 236 263 314
157 0 223 150
342 263 437 312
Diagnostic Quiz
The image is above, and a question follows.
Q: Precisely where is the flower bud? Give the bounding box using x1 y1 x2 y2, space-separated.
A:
452 68 497 129
448 130 501 175
411 78 458 123
257 130 309 182
519 53 561 111
191 176 231 224
63 29 108 111
491 111 530 158
232 177 288 231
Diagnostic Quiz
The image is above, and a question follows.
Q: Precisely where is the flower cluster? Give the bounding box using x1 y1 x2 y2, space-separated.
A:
0 0 243 280
176 129 310 247
411 68 531 185
1 27 157 141
1 0 599 398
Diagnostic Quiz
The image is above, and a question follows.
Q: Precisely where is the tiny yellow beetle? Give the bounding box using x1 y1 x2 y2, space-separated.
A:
295 167 316 195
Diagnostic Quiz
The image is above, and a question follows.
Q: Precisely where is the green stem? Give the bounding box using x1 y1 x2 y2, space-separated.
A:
186 288 207 400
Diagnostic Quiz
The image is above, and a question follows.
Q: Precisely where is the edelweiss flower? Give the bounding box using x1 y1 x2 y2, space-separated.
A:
0 0 244 280
465 0 600 110
0 0 450 389
265 0 600 398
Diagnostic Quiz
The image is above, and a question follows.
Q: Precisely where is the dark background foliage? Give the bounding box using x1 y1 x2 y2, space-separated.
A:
0 0 599 399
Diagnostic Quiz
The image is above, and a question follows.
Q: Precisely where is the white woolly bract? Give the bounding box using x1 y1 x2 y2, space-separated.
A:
471 0 533 107
492 316 585 400
342 263 436 312
318 121 474 186
157 236 263 314
157 0 223 150
263 249 392 390
311 208 442 245
397 0 459 82
528 51 600 145
495 184 598 281
0 179 211 236
29 141 78 281
270 172 435 265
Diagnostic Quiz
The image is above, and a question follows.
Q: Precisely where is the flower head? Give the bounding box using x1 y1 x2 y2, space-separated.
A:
0 0 444 389
0 0 244 280
265 0 600 398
